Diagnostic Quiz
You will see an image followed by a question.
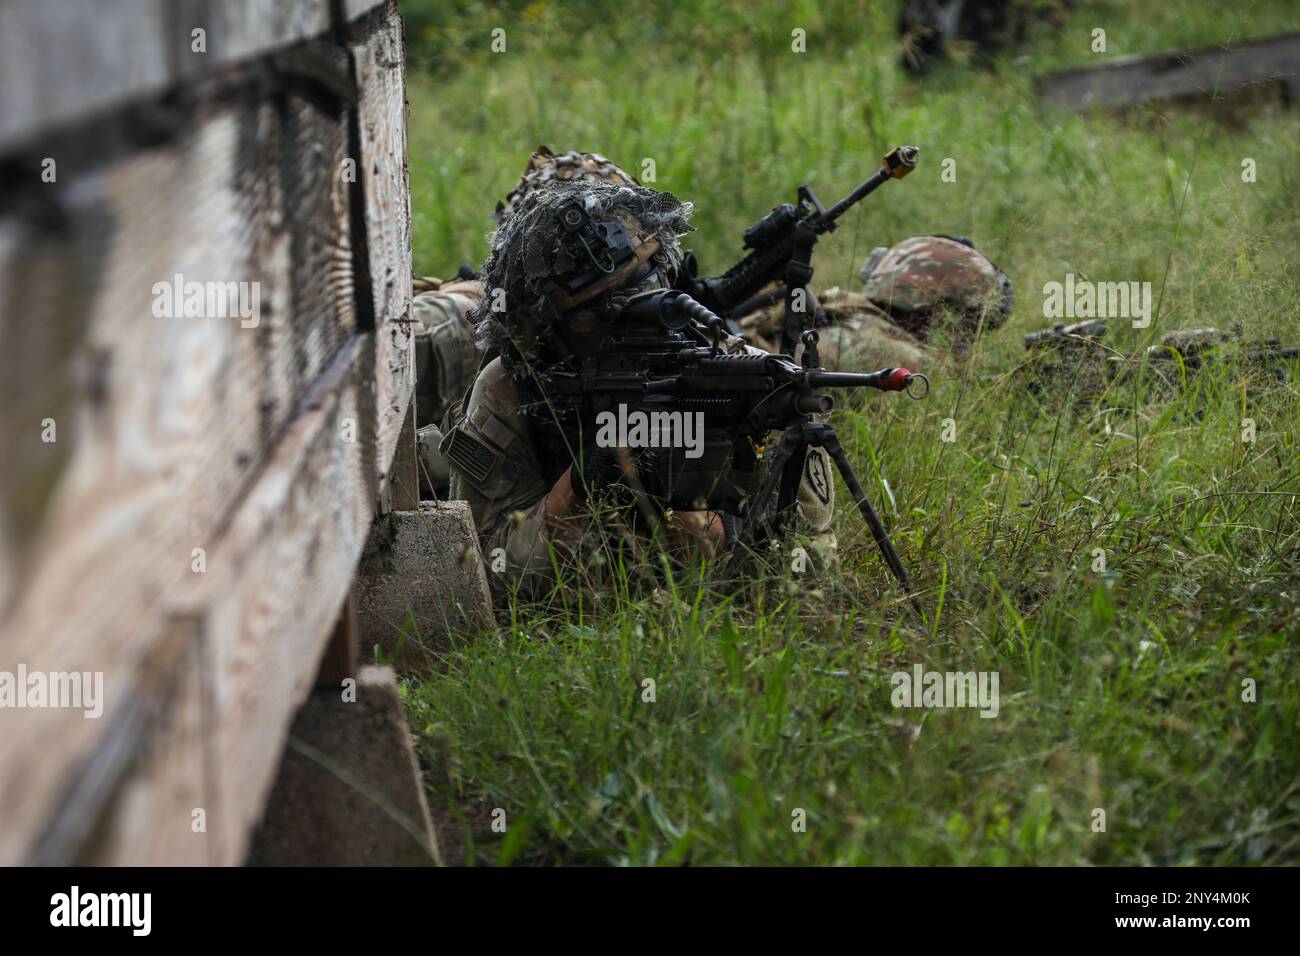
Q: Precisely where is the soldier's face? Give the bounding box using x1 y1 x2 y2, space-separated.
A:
553 257 670 358
624 263 671 297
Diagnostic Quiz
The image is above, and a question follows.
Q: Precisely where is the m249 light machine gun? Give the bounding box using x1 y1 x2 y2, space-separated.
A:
538 286 931 616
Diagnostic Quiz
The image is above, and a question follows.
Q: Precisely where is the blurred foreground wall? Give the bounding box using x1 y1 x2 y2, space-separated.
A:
0 0 417 865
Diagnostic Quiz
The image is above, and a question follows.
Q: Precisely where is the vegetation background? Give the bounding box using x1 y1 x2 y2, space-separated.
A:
397 0 1299 864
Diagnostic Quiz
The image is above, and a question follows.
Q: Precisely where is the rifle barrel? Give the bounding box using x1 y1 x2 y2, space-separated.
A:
819 168 890 227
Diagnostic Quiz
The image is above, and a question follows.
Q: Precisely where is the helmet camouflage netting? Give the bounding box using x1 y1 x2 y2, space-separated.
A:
494 146 640 223
474 179 694 364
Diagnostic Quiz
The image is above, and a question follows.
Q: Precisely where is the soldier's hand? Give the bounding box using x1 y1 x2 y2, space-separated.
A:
545 443 627 530
569 442 624 498
544 468 582 528
664 510 727 560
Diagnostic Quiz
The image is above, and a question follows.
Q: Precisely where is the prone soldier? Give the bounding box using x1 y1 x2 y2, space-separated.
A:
439 180 840 598
410 148 639 494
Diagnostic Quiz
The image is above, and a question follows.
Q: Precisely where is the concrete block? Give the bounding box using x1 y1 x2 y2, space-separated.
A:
355 501 493 670
248 666 440 866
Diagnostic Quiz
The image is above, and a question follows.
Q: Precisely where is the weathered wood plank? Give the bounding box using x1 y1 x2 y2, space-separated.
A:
75 617 211 866
0 3 414 866
0 0 333 152
0 112 270 865
0 90 355 863
387 398 421 512
1036 32 1300 112
186 334 374 867
351 3 415 497
20 616 207 866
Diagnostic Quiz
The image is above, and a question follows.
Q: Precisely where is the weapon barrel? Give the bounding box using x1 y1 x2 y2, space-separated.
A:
808 368 914 392
699 146 919 317
821 144 918 223
795 394 834 414
819 168 890 226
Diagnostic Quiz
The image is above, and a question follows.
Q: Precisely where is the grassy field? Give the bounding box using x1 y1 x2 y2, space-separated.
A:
398 0 1299 865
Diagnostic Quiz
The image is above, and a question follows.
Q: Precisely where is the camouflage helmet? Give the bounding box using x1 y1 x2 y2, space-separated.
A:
859 235 1014 339
476 179 693 367
494 146 640 223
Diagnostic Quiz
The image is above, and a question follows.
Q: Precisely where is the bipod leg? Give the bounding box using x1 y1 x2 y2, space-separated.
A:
816 426 926 621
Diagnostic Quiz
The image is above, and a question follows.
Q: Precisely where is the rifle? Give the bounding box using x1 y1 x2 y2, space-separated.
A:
533 288 930 616
1024 318 1298 382
1022 319 1109 349
678 146 919 352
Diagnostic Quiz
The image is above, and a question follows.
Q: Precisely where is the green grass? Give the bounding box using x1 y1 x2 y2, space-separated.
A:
399 0 1300 865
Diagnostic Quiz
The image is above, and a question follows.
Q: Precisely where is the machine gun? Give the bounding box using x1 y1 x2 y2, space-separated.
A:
678 145 919 352
531 288 929 614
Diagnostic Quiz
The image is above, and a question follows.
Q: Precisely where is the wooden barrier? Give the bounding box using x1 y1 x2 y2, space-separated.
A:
0 0 422 866
1036 32 1300 113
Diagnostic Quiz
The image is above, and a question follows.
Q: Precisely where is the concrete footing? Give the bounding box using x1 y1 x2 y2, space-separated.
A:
355 501 493 670
248 666 440 866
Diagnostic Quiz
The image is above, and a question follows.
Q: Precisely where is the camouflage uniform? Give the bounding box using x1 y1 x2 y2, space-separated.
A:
740 288 929 371
446 345 839 596
441 181 837 597
413 148 639 493
411 275 483 492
